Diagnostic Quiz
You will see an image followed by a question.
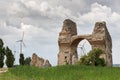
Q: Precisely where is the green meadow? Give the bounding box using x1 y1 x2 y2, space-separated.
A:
0 65 120 80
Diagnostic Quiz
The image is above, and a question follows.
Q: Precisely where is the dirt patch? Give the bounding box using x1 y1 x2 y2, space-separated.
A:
0 68 8 75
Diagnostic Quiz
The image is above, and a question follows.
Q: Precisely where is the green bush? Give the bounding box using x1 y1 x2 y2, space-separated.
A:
78 48 105 66
79 55 90 65
95 58 105 66
24 57 31 65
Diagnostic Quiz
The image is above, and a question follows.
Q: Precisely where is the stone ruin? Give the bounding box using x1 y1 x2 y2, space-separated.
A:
58 19 112 67
31 53 51 67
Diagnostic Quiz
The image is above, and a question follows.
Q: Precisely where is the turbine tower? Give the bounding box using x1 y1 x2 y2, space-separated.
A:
16 32 26 54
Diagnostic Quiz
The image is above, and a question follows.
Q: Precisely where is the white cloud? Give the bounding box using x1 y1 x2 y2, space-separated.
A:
77 3 111 24
40 2 50 12
109 12 120 27
22 0 51 13
20 22 57 39
10 0 73 19
0 21 20 36
82 3 120 26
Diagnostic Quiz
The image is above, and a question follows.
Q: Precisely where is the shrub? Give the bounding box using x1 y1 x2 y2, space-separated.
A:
95 58 105 66
78 48 105 66
24 57 31 65
19 53 25 65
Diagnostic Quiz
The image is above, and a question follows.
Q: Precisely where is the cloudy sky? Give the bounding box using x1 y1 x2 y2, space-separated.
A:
0 0 120 66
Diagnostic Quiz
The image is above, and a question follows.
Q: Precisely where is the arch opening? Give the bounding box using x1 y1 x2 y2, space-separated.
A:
77 39 92 59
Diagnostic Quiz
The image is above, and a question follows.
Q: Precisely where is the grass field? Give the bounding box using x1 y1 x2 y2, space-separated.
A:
0 65 120 80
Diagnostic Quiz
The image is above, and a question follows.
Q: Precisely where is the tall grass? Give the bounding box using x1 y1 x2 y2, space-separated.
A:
0 65 120 80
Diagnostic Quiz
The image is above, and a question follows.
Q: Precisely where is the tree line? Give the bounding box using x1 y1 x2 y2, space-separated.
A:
0 38 31 68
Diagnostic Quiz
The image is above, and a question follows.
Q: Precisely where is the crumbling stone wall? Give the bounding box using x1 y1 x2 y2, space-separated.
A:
31 53 51 67
58 19 112 67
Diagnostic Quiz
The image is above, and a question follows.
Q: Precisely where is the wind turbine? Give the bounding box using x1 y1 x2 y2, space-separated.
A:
16 32 26 54
78 41 86 57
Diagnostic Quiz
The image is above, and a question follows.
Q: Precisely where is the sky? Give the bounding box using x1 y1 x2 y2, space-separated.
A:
0 0 120 66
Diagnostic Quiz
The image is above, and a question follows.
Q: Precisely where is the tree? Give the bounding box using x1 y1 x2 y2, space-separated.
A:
19 53 25 65
0 38 4 48
0 39 5 68
5 46 15 68
24 57 31 65
78 48 105 66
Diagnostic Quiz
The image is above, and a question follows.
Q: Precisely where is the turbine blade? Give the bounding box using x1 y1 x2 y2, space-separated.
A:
82 41 86 47
23 42 26 47
16 40 22 42
22 32 24 40
83 46 86 55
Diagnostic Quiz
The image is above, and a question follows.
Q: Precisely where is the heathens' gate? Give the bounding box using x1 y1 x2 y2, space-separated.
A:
58 19 112 67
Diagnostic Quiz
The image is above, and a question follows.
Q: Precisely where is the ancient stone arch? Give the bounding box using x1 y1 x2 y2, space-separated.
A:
58 19 112 67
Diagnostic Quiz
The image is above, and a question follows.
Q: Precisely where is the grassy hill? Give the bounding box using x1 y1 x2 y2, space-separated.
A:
0 65 120 80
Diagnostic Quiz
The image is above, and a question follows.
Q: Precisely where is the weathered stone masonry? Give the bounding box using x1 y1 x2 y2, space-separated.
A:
58 19 112 67
31 53 51 67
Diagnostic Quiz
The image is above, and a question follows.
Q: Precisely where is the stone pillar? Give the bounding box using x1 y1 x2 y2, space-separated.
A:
91 22 112 66
58 19 77 65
